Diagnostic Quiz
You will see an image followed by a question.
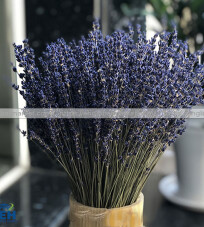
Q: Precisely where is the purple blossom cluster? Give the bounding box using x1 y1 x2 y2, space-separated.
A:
12 21 204 207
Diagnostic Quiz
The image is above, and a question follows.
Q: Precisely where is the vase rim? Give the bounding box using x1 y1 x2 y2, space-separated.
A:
69 192 144 210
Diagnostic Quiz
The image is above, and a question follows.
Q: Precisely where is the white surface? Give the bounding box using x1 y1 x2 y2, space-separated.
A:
174 126 204 202
0 0 29 193
0 166 27 194
10 0 30 168
154 149 176 175
159 174 204 212
146 3 162 40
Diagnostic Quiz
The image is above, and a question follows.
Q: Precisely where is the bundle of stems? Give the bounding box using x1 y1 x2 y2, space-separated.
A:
12 21 204 208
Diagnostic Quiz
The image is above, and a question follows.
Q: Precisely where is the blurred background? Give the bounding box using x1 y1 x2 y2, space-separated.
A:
0 0 204 226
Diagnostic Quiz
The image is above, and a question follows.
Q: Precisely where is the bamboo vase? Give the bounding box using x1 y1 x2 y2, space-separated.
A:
69 193 144 227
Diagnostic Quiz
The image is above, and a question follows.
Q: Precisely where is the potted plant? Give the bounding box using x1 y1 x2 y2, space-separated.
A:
12 21 204 226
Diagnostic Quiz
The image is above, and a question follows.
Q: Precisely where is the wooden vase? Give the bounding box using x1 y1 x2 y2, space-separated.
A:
69 193 144 227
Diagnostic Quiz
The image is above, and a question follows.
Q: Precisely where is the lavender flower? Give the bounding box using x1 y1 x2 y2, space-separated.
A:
12 21 204 208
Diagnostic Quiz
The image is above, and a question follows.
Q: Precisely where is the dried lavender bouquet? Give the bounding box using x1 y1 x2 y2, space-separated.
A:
13 21 204 208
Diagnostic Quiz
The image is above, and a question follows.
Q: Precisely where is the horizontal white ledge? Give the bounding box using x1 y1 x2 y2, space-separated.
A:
0 108 203 118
